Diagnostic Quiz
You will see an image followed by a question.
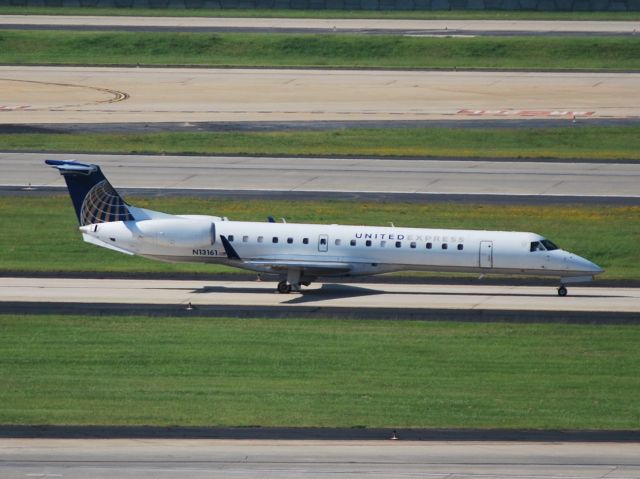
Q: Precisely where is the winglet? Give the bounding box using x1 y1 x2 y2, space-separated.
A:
220 235 241 260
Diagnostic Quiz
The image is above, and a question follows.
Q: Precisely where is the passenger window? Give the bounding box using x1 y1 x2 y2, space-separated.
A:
410 242 416 249
426 242 432 249
287 237 293 244
366 240 372 247
228 235 234 242
243 236 249 243
442 243 448 250
335 239 342 246
272 237 278 243
381 240 387 247
320 238 327 245
350 240 356 246
395 241 401 248
258 236 263 243
457 244 463 251
303 238 309 245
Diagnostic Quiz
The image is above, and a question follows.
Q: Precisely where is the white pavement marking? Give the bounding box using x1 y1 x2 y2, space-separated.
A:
1 278 639 313
4 152 640 198
1 15 640 34
1 66 640 123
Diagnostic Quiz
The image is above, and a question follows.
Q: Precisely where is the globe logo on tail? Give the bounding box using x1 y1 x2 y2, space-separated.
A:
80 180 134 226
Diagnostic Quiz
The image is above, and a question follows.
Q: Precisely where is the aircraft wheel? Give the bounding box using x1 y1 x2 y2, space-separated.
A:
557 286 568 297
302 281 311 287
277 280 292 294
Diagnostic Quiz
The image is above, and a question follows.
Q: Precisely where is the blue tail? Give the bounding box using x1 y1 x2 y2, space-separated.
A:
46 160 134 226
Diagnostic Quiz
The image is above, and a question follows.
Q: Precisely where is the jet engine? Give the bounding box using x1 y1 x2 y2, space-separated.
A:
80 218 216 250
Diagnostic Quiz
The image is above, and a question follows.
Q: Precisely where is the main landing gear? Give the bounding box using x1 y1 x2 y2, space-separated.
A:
557 285 568 297
276 279 311 294
276 269 307 294
277 280 292 294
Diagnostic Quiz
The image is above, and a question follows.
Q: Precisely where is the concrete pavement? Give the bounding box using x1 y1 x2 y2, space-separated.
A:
5 152 640 198
1 277 638 314
2 66 639 123
2 439 639 479
2 15 640 35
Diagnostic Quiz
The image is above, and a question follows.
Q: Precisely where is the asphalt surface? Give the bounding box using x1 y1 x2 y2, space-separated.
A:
6 186 639 205
3 426 640 441
3 117 640 134
2 15 640 36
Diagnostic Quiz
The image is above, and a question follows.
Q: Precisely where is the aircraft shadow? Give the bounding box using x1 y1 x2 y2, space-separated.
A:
182 283 622 304
187 283 379 300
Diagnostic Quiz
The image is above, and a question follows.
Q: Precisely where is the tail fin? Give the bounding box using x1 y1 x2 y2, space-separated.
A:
46 160 134 226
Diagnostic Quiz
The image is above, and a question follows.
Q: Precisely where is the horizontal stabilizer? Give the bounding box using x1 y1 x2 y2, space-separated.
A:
45 159 97 174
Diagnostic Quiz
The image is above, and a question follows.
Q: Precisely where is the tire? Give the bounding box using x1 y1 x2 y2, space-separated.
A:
558 286 568 297
277 281 292 294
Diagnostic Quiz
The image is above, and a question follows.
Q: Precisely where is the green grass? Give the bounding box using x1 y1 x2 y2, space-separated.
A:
1 314 639 428
1 6 639 20
1 30 639 69
0 196 638 279
4 127 640 160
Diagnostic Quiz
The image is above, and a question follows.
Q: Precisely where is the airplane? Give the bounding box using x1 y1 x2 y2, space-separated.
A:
46 159 603 297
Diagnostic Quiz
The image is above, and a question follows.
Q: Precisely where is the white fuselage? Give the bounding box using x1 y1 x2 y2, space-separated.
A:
80 215 603 283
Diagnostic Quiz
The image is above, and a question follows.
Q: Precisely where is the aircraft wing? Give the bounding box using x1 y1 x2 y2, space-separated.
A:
242 260 352 276
219 234 352 275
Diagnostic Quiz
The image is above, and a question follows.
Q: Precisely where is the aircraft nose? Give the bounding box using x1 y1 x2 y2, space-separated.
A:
568 253 604 275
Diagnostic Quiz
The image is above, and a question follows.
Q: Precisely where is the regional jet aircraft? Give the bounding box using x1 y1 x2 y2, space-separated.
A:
46 160 603 296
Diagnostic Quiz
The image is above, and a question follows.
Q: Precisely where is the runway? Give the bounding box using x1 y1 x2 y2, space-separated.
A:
2 15 640 36
2 439 640 479
2 66 639 123
2 277 638 320
4 152 639 199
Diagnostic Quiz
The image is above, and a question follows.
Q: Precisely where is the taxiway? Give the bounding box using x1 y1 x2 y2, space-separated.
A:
1 277 638 317
5 152 640 199
2 438 640 479
2 66 639 123
2 15 640 36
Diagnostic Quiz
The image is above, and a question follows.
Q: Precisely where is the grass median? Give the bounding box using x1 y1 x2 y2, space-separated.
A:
1 30 639 69
1 314 639 428
0 196 638 279
4 127 640 160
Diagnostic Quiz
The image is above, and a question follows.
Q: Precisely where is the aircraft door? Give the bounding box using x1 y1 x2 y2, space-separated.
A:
479 241 493 268
318 234 329 252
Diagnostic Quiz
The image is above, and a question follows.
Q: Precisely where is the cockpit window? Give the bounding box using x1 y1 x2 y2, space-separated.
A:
530 241 545 252
541 239 559 251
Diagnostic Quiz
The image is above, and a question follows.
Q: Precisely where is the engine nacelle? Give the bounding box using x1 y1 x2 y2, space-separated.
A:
138 219 216 247
81 218 216 250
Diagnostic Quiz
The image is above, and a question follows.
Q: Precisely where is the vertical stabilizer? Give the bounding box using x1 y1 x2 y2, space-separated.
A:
45 160 134 225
